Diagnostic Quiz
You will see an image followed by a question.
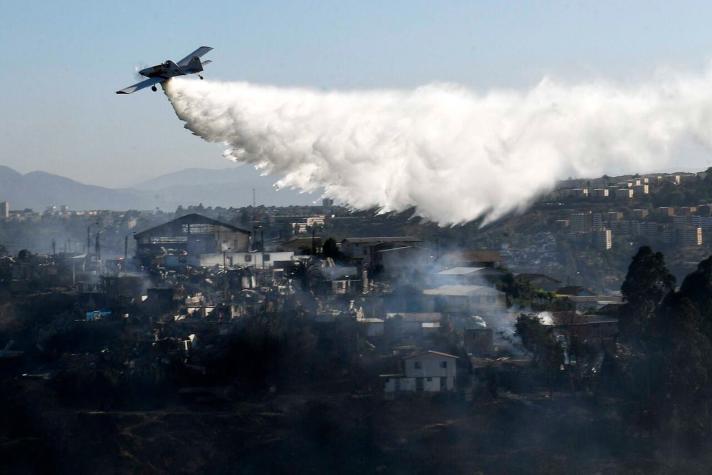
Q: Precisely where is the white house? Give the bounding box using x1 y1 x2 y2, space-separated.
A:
193 251 295 268
422 284 505 314
382 350 458 397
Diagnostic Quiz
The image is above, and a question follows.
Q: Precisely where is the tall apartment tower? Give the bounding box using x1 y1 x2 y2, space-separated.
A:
0 201 9 219
593 228 613 251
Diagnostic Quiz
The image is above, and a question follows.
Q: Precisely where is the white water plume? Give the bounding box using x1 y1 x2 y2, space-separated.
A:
164 70 712 225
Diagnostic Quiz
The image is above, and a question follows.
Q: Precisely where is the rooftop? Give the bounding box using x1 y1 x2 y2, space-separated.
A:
404 350 459 360
437 266 486 276
439 250 502 264
135 213 250 238
341 236 422 244
385 312 442 322
422 284 503 297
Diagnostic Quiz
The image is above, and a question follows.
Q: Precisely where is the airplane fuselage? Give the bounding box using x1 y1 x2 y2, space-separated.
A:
139 60 185 79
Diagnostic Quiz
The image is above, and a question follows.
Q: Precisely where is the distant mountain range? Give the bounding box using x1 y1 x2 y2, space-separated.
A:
0 165 318 211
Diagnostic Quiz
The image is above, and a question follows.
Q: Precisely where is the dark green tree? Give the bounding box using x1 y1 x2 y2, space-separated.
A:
322 237 340 260
619 246 675 340
649 293 712 439
677 256 712 340
514 314 561 368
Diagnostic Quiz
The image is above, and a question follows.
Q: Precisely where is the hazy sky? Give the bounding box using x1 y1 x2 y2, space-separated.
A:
3 0 712 188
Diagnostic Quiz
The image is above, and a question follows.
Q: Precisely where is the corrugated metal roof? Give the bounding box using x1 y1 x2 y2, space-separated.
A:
423 285 503 297
135 213 250 237
403 350 458 360
437 266 485 276
342 236 422 244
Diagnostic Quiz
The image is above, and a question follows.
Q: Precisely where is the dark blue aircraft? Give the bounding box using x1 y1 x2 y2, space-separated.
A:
116 46 213 94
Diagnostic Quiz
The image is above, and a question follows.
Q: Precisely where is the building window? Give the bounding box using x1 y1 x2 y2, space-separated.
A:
263 253 271 261
440 361 448 369
426 377 432 382
414 361 422 370
244 254 252 262
182 223 214 234
149 236 187 244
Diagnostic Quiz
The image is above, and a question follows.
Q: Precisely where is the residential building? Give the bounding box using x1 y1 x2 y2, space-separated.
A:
633 184 649 195
422 284 505 316
291 215 326 234
134 213 251 266
571 188 589 198
321 265 361 294
438 250 502 268
590 188 609 198
340 236 423 265
0 201 8 219
570 213 592 233
632 209 649 219
464 328 494 355
607 211 623 222
615 188 634 200
678 226 703 246
593 228 613 251
435 266 503 284
195 251 295 268
657 207 676 217
384 313 442 340
592 213 604 231
382 350 458 397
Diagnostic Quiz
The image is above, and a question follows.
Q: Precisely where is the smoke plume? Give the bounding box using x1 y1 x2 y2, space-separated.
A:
164 71 712 225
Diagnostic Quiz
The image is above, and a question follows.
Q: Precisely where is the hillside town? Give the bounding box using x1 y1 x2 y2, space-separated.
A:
3 169 712 472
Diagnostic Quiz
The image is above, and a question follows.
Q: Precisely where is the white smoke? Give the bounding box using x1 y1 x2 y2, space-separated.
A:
164 70 712 225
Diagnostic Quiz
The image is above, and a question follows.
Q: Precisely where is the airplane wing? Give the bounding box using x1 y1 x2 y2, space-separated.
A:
177 46 213 67
116 77 163 94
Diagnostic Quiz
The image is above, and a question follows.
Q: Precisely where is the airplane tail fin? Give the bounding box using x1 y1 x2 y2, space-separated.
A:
185 56 204 73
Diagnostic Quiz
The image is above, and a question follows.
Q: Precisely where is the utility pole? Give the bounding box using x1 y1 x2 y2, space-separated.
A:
311 226 316 255
251 188 257 251
86 225 92 255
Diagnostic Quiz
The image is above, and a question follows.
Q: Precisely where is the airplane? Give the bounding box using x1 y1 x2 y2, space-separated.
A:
116 46 213 94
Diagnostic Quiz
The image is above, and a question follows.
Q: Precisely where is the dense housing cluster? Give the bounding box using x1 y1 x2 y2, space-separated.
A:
2 171 712 472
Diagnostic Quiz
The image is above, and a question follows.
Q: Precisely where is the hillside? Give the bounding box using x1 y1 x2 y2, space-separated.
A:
0 166 147 210
0 166 318 211
133 166 319 207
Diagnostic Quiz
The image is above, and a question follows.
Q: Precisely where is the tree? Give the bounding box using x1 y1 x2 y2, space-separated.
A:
322 237 340 260
514 314 561 367
677 256 712 340
515 314 564 391
648 293 712 439
239 209 250 226
619 246 675 340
